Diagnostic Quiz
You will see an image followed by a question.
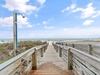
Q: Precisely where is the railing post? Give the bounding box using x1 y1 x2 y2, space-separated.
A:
55 45 57 50
88 44 92 55
32 48 37 70
66 43 67 46
41 47 43 57
72 44 75 48
44 47 46 52
68 48 73 70
56 46 58 52
59 46 62 57
55 45 57 52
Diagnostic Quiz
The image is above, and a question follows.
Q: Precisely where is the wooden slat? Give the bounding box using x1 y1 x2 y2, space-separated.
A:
54 43 100 74
0 44 48 75
73 57 96 75
73 54 100 75
70 48 100 71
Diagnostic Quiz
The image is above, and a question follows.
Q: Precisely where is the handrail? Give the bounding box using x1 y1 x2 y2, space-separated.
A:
0 47 35 71
56 42 100 58
53 43 100 75
0 43 48 75
70 47 100 70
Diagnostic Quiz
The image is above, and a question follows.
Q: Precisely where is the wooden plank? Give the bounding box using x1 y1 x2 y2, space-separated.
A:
70 47 100 71
41 47 43 57
0 44 48 75
73 57 95 75
73 54 100 75
73 62 83 75
62 55 68 62
68 48 73 70
62 53 68 59
32 49 37 70
88 44 92 55
59 47 62 57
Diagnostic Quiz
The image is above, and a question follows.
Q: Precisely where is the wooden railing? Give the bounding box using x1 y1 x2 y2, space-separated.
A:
0 43 48 75
56 42 100 58
53 43 100 75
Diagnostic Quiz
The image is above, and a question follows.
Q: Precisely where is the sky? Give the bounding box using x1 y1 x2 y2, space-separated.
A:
0 0 100 38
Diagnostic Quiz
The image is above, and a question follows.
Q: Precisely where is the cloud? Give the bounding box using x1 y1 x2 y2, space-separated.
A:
1 27 100 38
34 14 38 17
27 25 33 28
62 3 100 18
73 3 96 18
92 11 100 18
83 20 94 26
42 18 54 25
43 21 48 25
2 0 37 14
37 0 46 5
62 27 100 38
61 4 76 13
32 27 100 38
0 16 32 28
44 26 54 30
0 16 13 27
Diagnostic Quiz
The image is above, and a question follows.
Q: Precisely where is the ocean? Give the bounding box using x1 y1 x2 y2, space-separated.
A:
0 38 99 43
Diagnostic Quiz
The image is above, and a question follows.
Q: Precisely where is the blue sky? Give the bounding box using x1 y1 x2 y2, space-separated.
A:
0 0 100 38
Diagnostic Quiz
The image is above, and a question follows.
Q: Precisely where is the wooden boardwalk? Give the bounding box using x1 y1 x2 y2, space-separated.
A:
1 42 100 75
29 43 74 75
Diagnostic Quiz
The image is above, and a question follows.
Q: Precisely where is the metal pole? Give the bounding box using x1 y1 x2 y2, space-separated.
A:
13 12 18 56
13 12 24 56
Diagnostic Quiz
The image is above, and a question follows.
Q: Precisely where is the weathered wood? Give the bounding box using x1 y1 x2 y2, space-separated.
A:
70 48 100 71
62 53 68 62
72 44 75 48
0 44 48 75
32 48 37 70
54 43 100 74
73 55 100 75
68 48 73 70
41 47 43 57
88 44 92 55
56 45 58 52
44 46 46 52
36 50 41 60
0 47 35 75
73 56 96 75
59 47 62 57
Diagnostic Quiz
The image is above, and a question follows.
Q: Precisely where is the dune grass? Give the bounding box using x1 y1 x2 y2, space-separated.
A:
0 41 46 64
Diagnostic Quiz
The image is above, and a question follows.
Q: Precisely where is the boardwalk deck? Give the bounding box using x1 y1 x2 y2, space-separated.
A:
29 43 74 75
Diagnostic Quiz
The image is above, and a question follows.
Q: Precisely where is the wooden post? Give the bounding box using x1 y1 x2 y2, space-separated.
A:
41 47 43 57
54 45 58 52
68 48 73 70
72 44 75 48
44 46 46 52
59 47 62 57
55 45 57 52
88 44 92 55
32 48 37 70
66 43 67 46
56 46 58 52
